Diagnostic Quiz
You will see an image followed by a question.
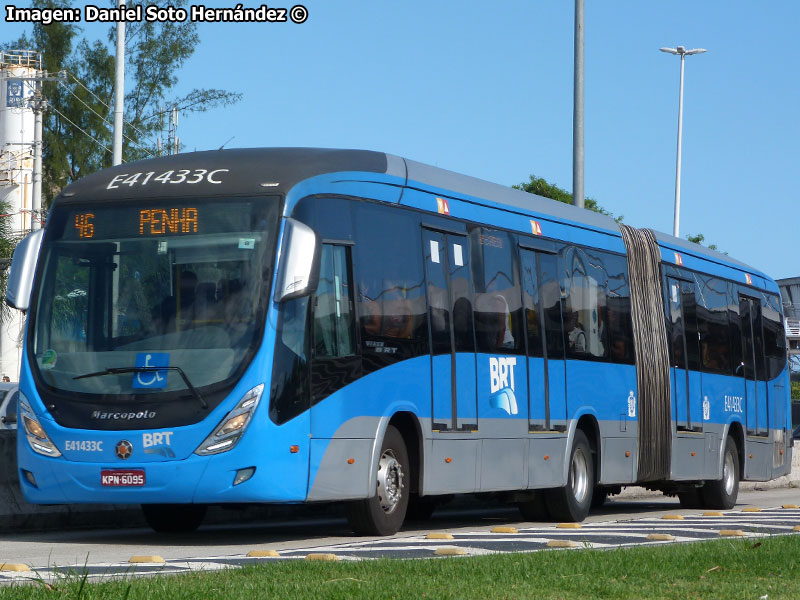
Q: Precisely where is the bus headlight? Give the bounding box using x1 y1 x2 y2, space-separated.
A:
195 384 264 456
19 394 62 458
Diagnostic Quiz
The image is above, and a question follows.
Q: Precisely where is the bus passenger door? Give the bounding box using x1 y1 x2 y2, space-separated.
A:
739 295 768 437
422 228 477 432
667 277 702 432
520 248 566 431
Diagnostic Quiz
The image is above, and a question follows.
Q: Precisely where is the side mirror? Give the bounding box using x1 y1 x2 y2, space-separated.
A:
273 218 320 303
6 229 44 312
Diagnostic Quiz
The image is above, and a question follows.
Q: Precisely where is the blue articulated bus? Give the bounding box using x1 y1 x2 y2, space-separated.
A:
6 148 792 534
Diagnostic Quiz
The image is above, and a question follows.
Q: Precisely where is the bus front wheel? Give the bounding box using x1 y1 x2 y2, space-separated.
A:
347 425 409 536
702 437 740 510
545 430 593 522
141 503 207 533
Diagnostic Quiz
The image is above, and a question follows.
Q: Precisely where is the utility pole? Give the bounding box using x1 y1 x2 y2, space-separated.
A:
112 0 125 165
17 69 62 231
169 107 179 155
31 89 46 230
572 0 585 209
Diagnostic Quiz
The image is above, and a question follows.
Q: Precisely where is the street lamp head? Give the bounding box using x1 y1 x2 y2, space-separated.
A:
660 46 707 57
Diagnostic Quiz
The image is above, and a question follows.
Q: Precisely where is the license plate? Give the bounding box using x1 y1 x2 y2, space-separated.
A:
101 469 145 487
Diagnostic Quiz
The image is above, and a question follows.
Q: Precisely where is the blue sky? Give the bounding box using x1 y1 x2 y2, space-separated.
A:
6 1 799 278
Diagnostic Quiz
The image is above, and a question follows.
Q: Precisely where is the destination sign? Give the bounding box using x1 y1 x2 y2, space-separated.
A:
139 208 198 235
59 198 267 242
73 207 199 239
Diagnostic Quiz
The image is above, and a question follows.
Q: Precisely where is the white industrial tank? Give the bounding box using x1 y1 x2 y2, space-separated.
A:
0 50 40 380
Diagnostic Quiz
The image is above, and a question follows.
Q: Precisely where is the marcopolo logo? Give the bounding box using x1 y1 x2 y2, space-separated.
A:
91 411 157 420
489 357 518 415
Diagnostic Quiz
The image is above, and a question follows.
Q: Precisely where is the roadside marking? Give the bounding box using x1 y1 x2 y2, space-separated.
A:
742 508 761 512
129 556 165 563
646 534 675 541
0 564 29 572
434 547 467 556
547 540 577 548
426 533 454 539
491 526 518 534
703 512 724 517
556 523 581 529
662 514 684 520
305 553 338 562
718 530 745 537
247 550 280 558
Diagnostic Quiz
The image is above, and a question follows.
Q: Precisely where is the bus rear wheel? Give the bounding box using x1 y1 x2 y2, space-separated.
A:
141 503 207 533
702 437 739 510
545 430 593 522
346 425 409 536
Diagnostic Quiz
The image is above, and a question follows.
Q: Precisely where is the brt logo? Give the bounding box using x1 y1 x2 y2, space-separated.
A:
489 357 518 415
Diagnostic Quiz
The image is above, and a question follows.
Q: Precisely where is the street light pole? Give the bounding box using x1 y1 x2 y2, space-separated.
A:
660 46 706 238
573 0 584 209
112 0 125 165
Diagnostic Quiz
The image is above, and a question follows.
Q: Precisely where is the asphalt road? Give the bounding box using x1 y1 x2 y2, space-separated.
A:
0 486 798 583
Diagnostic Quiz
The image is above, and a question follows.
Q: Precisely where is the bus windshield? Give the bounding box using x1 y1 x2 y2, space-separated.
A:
30 196 279 401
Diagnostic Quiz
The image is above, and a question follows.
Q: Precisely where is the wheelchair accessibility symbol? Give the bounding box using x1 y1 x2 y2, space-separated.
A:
132 353 169 389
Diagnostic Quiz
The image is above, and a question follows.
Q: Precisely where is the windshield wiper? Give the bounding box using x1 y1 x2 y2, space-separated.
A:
73 366 208 409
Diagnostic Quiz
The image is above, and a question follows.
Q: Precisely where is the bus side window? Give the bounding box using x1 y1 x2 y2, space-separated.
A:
470 227 524 355
761 293 787 380
313 244 356 358
602 253 635 365
561 246 609 360
695 275 732 374
354 203 428 373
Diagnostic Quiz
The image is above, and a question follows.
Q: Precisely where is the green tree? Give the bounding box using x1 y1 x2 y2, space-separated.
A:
513 175 622 222
0 201 21 322
685 232 723 253
5 0 241 206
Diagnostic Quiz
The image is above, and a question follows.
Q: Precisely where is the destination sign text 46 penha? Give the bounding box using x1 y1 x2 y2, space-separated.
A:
74 208 198 239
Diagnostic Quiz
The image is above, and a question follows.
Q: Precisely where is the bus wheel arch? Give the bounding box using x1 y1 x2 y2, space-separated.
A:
727 421 745 482
388 412 423 496
576 414 601 497
347 414 419 536
702 423 742 510
545 416 598 522
702 433 740 510
576 415 600 474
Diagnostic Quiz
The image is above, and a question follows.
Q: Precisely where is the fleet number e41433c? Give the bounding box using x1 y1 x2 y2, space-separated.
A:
65 440 103 452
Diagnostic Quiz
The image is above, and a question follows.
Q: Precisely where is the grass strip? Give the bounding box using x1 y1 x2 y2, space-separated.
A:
4 534 800 599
